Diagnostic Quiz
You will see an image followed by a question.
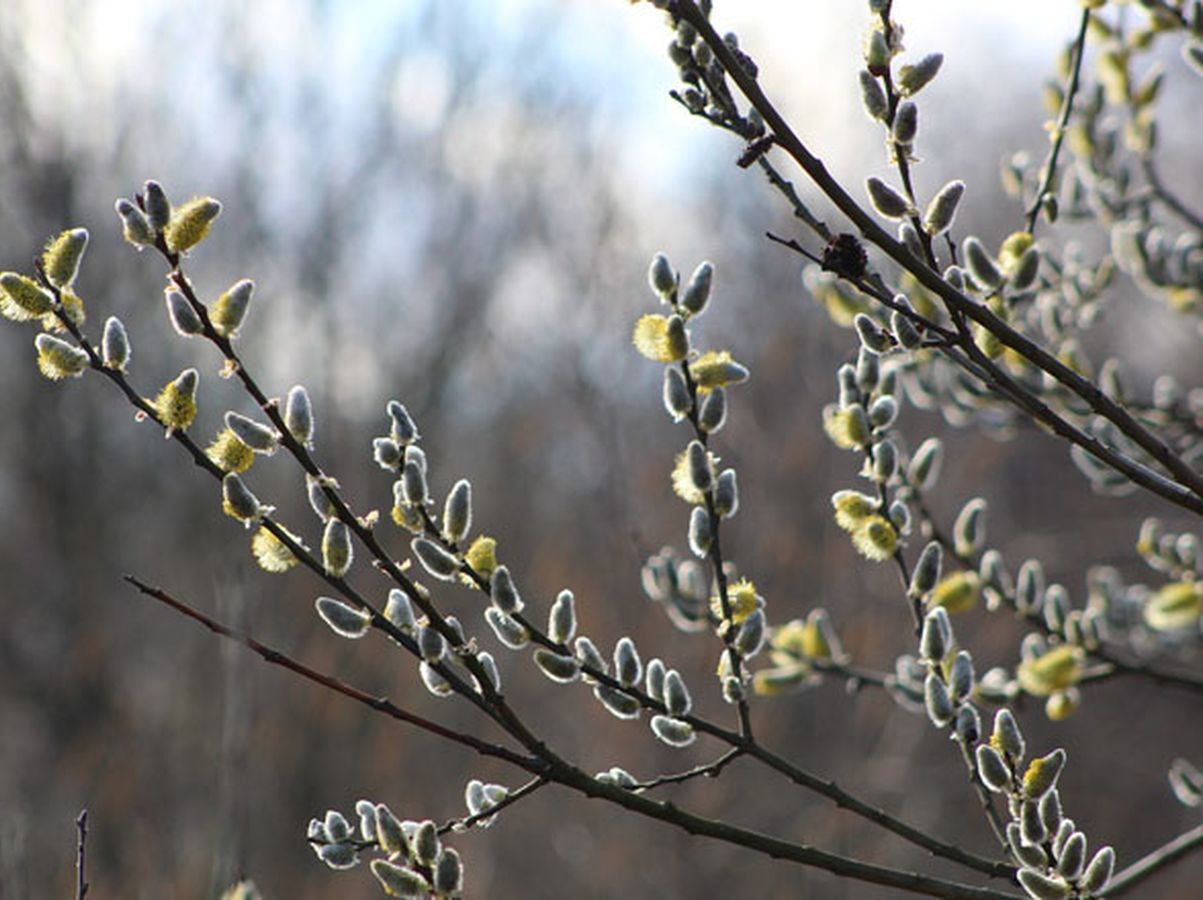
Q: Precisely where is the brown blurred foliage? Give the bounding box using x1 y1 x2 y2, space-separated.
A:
1 2 1201 898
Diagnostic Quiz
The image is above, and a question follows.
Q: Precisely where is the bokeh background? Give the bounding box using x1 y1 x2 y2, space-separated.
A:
1 1 1202 897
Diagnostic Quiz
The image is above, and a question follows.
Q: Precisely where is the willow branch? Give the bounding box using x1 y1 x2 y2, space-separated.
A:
131 575 1016 895
670 0 1203 516
125 575 541 770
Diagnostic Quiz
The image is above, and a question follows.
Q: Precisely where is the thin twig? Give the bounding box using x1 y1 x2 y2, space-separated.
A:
874 0 938 270
438 776 549 836
75 809 89 900
124 575 541 771
1025 8 1092 236
636 748 743 791
1103 822 1203 896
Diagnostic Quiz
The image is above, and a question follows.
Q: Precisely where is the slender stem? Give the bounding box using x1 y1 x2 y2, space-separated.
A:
956 739 1010 854
1104 822 1203 896
1025 8 1091 236
636 748 743 791
548 761 1022 900
75 809 89 900
125 575 540 771
438 776 549 836
738 740 1014 879
875 0 938 270
674 331 755 739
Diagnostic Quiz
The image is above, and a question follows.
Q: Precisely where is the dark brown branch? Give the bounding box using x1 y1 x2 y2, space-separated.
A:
547 762 1021 900
130 575 1014 894
124 575 541 771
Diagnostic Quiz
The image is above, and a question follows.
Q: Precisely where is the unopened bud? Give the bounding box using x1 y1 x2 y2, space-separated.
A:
924 672 954 726
714 469 739 518
923 180 965 235
115 198 155 246
687 440 712 493
101 316 130 371
859 70 887 120
373 437 402 469
614 636 643 687
322 518 353 577
954 498 987 557
963 237 1003 290
976 744 1012 792
484 606 528 649
574 636 607 678
892 100 918 145
164 289 203 336
735 609 766 657
549 589 577 644
650 714 696 747
490 565 523 614
648 253 676 297
698 387 727 433
898 53 943 95
443 479 472 544
908 437 943 490
866 176 912 219
143 180 171 231
663 367 692 421
854 313 891 352
680 261 713 315
384 588 417 632
221 473 268 524
225 411 279 454
533 648 580 683
663 668 692 716
284 385 314 447
688 506 712 557
412 537 459 580
316 596 371 639
387 401 419 445
402 459 429 505
433 848 463 895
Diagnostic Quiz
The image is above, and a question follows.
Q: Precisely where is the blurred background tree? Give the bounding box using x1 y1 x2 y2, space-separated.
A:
1 1 1201 896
